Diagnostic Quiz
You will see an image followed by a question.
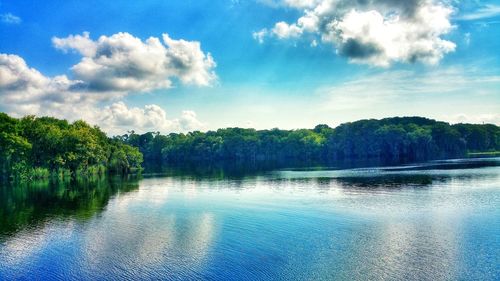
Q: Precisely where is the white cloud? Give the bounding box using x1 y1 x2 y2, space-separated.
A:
100 102 204 135
1 13 21 24
178 110 205 132
0 54 110 124
162 34 217 86
284 0 322 8
0 54 83 115
0 54 48 92
0 53 206 134
0 55 205 133
253 29 268 44
272 21 303 39
256 0 456 66
458 4 500 21
1 31 215 134
52 32 216 92
258 0 321 8
52 31 97 57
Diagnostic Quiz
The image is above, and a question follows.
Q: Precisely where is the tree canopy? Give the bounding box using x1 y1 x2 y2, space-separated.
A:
116 117 499 167
0 113 142 180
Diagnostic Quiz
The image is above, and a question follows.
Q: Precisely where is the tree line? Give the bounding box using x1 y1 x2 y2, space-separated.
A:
0 113 142 180
117 117 499 167
2 114 499 180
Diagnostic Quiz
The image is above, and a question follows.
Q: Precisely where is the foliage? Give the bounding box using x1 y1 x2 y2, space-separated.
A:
2 113 498 179
0 113 143 180
117 117 500 167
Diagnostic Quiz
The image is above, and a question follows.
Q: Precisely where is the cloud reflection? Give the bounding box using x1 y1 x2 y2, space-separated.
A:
79 182 216 278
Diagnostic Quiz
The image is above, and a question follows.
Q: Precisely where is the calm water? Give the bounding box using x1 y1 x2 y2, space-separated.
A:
1 158 499 280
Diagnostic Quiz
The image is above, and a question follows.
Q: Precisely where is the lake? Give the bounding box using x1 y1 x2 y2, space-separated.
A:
1 158 499 280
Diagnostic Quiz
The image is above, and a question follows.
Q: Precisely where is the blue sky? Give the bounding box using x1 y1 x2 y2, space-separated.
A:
0 0 499 134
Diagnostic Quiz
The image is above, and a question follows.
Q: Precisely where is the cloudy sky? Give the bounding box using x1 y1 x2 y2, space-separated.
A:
1 0 499 134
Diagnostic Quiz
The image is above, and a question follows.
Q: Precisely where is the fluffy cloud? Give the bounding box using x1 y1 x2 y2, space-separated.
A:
99 102 204 135
52 32 97 57
0 54 49 94
0 54 206 134
1 31 215 134
272 21 303 39
257 0 456 66
0 54 84 116
52 32 216 92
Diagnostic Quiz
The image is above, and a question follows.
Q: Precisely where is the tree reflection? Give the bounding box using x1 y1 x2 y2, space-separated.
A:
0 176 140 238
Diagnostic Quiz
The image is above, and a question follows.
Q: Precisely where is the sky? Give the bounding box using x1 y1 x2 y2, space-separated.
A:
0 0 499 135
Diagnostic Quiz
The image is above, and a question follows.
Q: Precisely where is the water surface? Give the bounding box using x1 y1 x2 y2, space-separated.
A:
1 159 499 280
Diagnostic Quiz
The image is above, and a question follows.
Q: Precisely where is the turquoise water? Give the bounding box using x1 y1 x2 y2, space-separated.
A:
1 158 499 280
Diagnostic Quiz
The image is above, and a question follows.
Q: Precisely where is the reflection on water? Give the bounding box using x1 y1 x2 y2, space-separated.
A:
0 158 499 280
0 176 140 238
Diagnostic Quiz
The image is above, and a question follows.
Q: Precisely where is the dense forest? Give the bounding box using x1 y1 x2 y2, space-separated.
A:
118 117 500 167
1 113 499 180
0 113 142 180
